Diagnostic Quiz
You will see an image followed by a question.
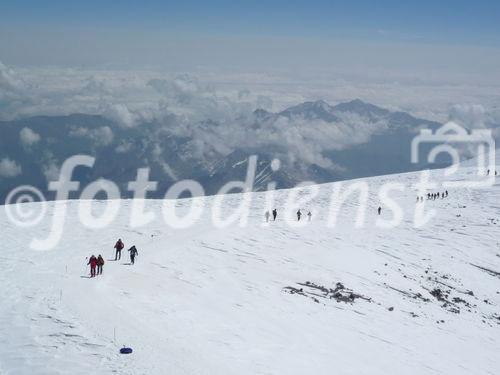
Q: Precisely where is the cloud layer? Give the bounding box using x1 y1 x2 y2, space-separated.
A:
2 61 500 123
1 61 499 173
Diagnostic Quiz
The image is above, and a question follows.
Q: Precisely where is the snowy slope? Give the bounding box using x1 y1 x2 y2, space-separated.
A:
1 163 500 375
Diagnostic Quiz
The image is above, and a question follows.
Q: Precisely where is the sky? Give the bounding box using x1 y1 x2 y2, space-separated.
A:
1 0 499 42
1 0 500 68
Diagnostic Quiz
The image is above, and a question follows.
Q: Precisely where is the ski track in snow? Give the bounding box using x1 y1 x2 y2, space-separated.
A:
1 164 500 374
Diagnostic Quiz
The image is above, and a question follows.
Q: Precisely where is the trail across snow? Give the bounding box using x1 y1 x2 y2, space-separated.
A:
1 164 500 375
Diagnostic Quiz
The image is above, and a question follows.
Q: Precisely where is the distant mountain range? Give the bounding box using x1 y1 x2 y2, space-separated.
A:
0 99 446 202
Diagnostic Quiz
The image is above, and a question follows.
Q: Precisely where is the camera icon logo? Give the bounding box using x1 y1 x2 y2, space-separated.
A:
411 121 496 188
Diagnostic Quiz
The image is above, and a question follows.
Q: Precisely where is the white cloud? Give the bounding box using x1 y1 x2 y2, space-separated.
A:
0 61 26 92
150 143 178 180
93 126 114 146
42 159 60 181
100 103 139 128
19 127 41 146
448 104 500 132
152 104 390 171
449 104 487 129
116 141 133 153
0 158 22 178
69 126 114 146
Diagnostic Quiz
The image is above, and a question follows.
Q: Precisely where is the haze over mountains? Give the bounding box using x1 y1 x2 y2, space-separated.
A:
0 99 451 201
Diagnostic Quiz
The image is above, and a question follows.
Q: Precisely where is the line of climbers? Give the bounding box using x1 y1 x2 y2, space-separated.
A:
86 188 457 276
264 209 313 222
378 191 451 215
420 190 449 202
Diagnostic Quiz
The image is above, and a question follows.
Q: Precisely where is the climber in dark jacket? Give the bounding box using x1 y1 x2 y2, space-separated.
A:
128 246 139 265
97 255 105 275
114 239 124 260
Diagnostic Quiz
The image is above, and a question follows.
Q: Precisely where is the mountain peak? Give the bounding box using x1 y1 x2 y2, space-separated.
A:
253 108 273 119
295 100 334 111
308 99 331 109
277 99 393 122
333 99 389 118
278 100 338 122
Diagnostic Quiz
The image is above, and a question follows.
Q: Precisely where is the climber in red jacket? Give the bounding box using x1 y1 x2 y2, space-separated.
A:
88 255 98 277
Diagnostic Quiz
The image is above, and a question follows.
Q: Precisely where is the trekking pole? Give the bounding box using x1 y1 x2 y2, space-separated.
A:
83 257 88 276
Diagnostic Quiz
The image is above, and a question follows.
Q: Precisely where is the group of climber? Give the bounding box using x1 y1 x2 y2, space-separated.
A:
375 189 452 216
264 209 277 222
297 209 312 221
87 254 105 278
86 239 139 278
113 239 139 264
377 190 451 214
423 190 449 201
264 208 312 222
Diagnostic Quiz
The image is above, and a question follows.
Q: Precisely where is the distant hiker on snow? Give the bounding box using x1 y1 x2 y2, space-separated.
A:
272 209 277 221
265 211 270 223
88 255 98 278
307 211 312 221
297 209 302 221
114 239 124 260
378 206 382 215
128 246 139 265
97 255 105 275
